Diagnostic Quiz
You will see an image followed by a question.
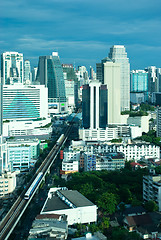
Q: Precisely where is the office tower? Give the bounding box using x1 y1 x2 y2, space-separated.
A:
78 66 89 84
32 67 38 82
104 60 121 124
1 52 23 84
62 64 77 82
130 70 148 103
130 70 148 92
90 66 94 80
96 57 111 84
108 45 130 111
36 52 67 113
24 60 32 83
62 64 78 111
3 84 48 120
82 81 108 129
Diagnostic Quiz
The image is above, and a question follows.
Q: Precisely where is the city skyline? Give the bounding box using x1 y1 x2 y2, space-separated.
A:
1 0 161 70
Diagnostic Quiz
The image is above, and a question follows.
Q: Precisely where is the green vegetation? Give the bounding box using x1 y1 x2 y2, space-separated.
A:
140 103 155 112
65 166 148 207
136 130 161 146
121 103 155 117
111 138 122 143
121 111 130 115
144 200 158 212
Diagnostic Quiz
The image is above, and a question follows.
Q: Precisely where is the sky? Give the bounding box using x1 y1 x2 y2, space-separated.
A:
1 0 161 70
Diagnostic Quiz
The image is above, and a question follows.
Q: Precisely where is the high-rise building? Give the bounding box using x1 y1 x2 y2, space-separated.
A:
32 67 38 82
108 45 130 111
0 77 3 135
104 60 121 124
130 70 148 103
24 60 32 83
82 80 108 129
3 84 48 120
36 52 67 114
157 107 161 137
1 52 23 84
130 70 148 92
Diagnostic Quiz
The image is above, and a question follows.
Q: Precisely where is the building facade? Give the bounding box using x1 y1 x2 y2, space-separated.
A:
36 52 67 114
0 171 16 198
104 61 121 124
143 175 161 211
108 45 130 111
1 52 23 84
3 84 48 120
82 80 108 129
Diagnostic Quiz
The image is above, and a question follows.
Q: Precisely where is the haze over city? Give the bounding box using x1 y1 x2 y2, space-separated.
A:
1 0 161 69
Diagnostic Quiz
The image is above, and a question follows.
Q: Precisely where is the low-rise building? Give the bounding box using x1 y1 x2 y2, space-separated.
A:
41 188 97 225
84 152 125 171
85 143 160 162
28 214 68 239
0 171 16 198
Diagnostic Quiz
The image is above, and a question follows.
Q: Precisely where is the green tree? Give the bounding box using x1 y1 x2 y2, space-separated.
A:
97 192 117 215
144 200 158 212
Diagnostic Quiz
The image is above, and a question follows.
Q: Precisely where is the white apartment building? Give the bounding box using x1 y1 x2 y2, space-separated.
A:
62 160 79 173
143 175 161 211
84 143 160 161
0 171 16 198
7 146 31 171
3 84 48 120
41 188 97 225
80 127 118 142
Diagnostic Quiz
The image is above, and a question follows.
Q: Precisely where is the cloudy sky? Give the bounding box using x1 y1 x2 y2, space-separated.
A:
1 0 161 70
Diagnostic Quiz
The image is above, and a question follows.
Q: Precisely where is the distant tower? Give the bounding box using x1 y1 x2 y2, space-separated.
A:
108 45 130 111
24 60 32 83
36 52 67 113
90 66 94 80
82 81 108 129
104 60 121 124
32 67 38 82
1 52 23 84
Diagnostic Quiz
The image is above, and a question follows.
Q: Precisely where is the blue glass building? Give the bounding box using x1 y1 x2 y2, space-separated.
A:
130 70 148 92
37 52 67 113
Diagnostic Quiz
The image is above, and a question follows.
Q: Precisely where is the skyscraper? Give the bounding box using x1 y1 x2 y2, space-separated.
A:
104 60 121 124
24 60 32 83
36 52 67 114
108 45 130 111
82 80 108 129
1 52 23 85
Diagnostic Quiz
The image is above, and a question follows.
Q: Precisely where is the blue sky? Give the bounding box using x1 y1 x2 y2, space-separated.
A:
1 0 161 70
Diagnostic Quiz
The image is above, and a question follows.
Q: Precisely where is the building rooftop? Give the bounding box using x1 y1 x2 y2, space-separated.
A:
58 190 94 207
42 189 95 213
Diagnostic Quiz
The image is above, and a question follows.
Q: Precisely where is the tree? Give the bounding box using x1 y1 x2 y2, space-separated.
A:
97 192 117 215
144 200 158 212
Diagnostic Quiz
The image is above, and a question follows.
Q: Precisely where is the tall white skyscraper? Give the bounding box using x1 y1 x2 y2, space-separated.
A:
1 52 23 85
24 60 32 83
104 60 121 124
108 45 130 111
